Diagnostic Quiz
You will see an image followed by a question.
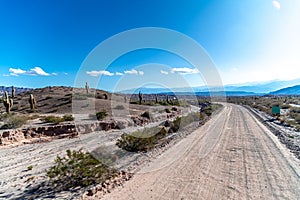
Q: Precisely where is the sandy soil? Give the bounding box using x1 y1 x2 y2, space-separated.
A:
99 103 300 200
1 103 300 199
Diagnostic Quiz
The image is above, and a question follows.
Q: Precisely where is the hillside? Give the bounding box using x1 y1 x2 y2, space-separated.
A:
269 85 300 95
0 86 113 114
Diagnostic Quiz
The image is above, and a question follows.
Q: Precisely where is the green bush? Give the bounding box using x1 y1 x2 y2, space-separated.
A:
96 111 108 120
42 116 63 124
0 115 27 129
46 149 117 190
116 126 167 152
41 115 74 124
62 114 74 121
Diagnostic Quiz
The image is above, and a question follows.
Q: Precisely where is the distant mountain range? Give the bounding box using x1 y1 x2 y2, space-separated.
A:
1 78 300 97
270 85 300 95
120 78 300 96
0 86 32 96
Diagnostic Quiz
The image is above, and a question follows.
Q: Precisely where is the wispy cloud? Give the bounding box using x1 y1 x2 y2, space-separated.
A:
86 70 114 77
170 67 199 75
160 70 169 75
124 69 144 75
9 67 50 76
116 72 123 76
272 0 281 10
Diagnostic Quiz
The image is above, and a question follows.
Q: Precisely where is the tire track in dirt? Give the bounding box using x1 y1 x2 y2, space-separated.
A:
101 104 300 200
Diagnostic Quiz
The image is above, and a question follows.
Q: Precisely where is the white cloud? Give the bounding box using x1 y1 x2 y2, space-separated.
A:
9 68 26 76
29 67 50 76
124 69 138 74
9 67 50 76
139 71 144 75
124 69 144 75
52 72 58 76
160 70 169 75
272 1 281 10
86 70 114 77
116 72 123 76
170 67 200 75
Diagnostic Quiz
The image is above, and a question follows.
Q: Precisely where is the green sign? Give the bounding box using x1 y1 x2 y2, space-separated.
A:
272 106 280 115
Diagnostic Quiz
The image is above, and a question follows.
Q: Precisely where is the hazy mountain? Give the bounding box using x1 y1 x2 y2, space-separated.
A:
269 85 300 95
224 78 300 93
0 86 32 96
120 78 300 95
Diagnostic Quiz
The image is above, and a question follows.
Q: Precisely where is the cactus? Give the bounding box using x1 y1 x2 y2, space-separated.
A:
138 91 143 105
29 94 36 110
85 82 89 95
124 95 127 103
4 91 8 99
155 94 158 104
166 95 170 104
3 96 13 114
11 86 15 98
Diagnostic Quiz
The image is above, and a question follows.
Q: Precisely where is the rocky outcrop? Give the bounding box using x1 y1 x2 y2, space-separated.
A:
0 120 125 146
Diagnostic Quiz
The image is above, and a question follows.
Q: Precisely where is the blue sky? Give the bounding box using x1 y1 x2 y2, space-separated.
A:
0 0 299 91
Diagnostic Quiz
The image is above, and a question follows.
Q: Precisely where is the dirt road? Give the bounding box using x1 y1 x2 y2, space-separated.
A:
101 104 300 200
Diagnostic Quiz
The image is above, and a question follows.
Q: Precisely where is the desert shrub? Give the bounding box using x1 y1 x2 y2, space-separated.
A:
171 107 178 111
281 104 291 109
203 106 212 116
46 149 117 190
96 111 107 120
168 117 181 133
140 111 151 119
63 114 74 121
42 116 63 124
0 115 27 129
114 105 125 110
27 165 33 170
116 126 167 152
165 108 171 113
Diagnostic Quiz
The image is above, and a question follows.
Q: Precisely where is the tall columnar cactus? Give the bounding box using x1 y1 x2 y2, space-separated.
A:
29 94 36 110
124 95 127 103
138 91 143 105
11 86 15 98
3 96 13 114
166 95 170 104
4 91 8 99
85 82 89 95
155 94 158 104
